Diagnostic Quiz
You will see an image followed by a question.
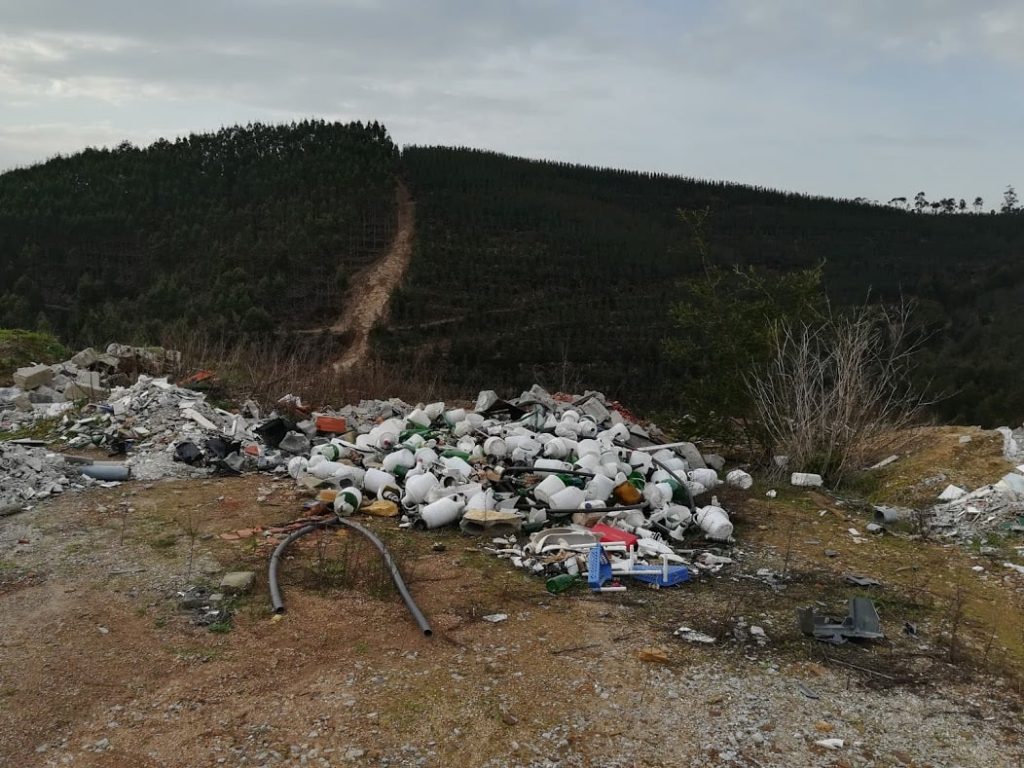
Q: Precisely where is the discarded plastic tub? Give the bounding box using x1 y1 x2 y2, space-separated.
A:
419 495 466 529
548 485 586 510
688 468 720 489
80 463 130 481
534 474 566 505
363 468 397 494
725 469 753 490
694 505 733 541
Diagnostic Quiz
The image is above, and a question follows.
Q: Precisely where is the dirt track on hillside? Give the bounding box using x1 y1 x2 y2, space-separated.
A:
330 183 414 372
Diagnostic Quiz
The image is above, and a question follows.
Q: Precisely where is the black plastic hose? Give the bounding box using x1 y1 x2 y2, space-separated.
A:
269 521 328 614
267 515 432 636
334 517 432 637
502 465 596 478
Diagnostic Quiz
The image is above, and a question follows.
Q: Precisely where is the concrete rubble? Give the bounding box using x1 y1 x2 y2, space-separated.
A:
1 343 181 433
926 467 1024 540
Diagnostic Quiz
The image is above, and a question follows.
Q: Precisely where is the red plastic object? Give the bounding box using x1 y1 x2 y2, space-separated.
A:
316 416 347 434
591 523 639 549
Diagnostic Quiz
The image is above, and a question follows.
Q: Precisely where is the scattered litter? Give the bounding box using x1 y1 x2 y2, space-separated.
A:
797 598 884 644
636 646 670 663
843 573 881 587
868 455 899 470
673 626 716 644
815 738 844 750
482 613 508 623
765 489 777 499
791 472 823 488
796 682 820 700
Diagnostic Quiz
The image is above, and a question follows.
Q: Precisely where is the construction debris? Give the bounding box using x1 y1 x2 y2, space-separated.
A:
797 598 884 644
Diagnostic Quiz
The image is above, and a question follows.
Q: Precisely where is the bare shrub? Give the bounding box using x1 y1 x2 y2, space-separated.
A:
162 330 452 410
747 300 931 485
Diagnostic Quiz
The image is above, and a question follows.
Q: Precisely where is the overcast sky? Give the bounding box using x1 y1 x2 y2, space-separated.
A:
1 1 1022 205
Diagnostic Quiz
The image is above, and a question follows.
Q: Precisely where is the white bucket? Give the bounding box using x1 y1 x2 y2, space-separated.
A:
534 475 566 505
483 436 507 458
726 469 753 490
585 472 615 501
549 485 586 510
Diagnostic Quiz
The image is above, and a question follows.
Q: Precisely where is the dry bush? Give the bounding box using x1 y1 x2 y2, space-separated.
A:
162 330 453 410
747 301 931 485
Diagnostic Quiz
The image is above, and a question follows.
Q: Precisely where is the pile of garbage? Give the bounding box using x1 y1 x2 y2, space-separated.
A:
277 385 752 589
0 344 181 432
924 471 1024 540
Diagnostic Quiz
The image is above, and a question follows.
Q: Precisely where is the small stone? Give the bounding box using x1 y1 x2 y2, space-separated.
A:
345 747 365 760
220 571 255 594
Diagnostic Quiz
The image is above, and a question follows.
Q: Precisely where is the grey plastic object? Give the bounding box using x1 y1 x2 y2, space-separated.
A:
80 464 130 481
797 597 883 644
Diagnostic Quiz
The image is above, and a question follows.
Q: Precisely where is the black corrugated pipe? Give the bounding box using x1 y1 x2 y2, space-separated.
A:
269 521 330 614
334 517 432 637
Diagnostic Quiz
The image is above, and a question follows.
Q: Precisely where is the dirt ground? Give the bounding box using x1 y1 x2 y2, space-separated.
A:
2 428 1024 767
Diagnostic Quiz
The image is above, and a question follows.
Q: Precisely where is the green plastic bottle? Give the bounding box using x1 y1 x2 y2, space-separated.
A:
545 574 580 594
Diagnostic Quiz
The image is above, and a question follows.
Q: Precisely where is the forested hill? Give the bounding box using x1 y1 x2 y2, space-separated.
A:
1 124 1022 425
385 146 1024 425
0 120 398 341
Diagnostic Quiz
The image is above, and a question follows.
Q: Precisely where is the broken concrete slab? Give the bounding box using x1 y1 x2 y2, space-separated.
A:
220 571 255 594
13 364 54 390
70 347 99 368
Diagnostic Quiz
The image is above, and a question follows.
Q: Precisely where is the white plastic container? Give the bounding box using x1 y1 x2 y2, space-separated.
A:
548 485 586 510
287 456 308 479
585 473 615 502
382 448 415 474
363 468 397 494
534 474 566 505
402 472 439 507
483 436 507 458
442 455 473 482
695 505 733 541
407 408 431 428
688 468 720 489
534 458 572 472
790 472 823 488
725 469 753 490
420 495 466 528
333 487 362 516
